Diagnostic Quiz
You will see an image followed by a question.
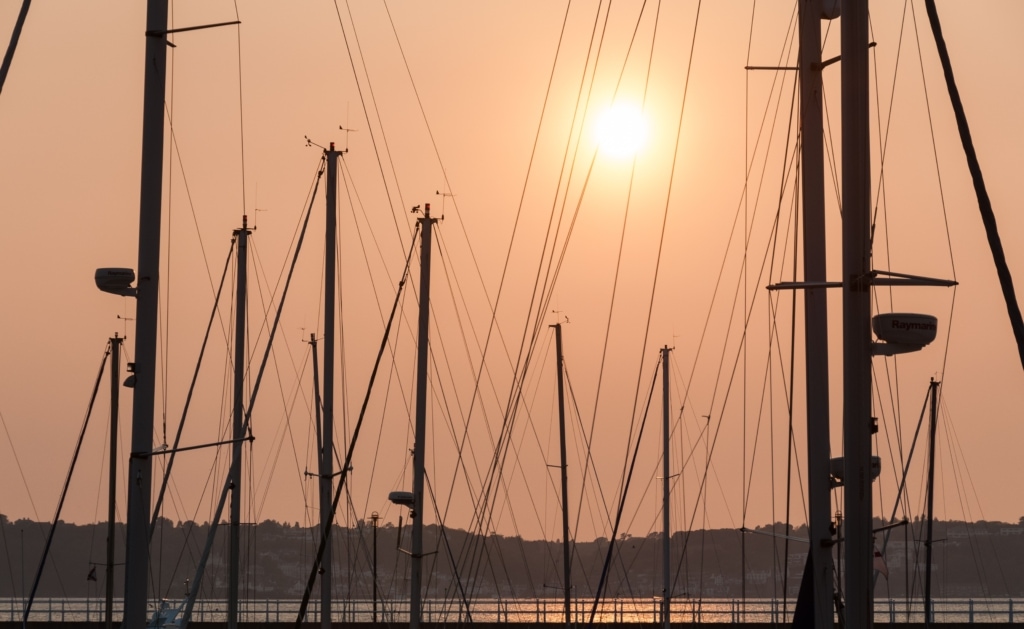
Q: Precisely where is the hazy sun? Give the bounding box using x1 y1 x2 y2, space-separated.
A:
595 102 649 159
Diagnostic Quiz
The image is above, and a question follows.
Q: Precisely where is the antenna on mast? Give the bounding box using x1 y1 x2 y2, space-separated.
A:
338 124 357 153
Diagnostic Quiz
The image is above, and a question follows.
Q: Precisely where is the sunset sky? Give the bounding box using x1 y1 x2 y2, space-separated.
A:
1 1 1023 552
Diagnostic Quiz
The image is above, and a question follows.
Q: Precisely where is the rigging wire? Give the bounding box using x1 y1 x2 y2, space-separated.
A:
565 355 621 594
868 2 962 587
456 0 671 604
0 0 30 97
237 157 340 533
487 0 676 603
144 232 235 606
441 4 578 544
161 2 176 460
224 7 262 583
586 357 661 624
154 19 242 576
334 156 418 524
577 0 662 527
679 0 794 481
21 343 110 620
423 470 476 621
868 7 913 524
430 230 538 598
187 153 331 615
247 236 318 519
673 118 805 598
149 238 236 541
327 3 651 602
0 409 43 523
459 1 612 602
334 0 410 242
383 0 535 384
772 58 803 603
246 157 344 520
905 0 960 373
923 0 1024 370
741 0 758 603
322 20 531 551
481 0 611 557
937 395 1013 596
231 1 248 217
160 155 329 606
295 222 419 624
602 2 827 602
781 174 799 601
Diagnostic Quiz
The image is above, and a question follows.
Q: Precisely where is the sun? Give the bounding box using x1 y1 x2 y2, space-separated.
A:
595 102 649 159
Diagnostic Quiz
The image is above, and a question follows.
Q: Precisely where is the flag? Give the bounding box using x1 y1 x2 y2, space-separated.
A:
87 567 97 582
873 545 889 578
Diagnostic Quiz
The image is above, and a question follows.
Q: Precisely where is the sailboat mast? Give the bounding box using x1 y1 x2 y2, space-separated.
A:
321 146 340 629
106 335 121 629
799 1 836 626
308 329 327 625
411 203 437 629
123 0 169 626
660 346 671 629
228 215 250 629
841 0 874 626
924 378 939 626
551 323 572 627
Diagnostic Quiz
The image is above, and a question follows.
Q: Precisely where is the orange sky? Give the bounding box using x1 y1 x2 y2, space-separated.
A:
1 1 1023 547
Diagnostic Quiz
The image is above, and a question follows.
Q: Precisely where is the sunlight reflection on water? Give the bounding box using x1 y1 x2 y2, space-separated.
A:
4 597 1021 624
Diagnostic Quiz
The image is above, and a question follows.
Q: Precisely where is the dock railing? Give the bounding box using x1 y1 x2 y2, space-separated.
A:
3 597 1020 624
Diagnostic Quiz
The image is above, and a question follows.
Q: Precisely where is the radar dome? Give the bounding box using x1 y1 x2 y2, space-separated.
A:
873 313 938 348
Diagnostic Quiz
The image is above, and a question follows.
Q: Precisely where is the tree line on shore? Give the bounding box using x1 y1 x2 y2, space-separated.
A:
2 514 1021 601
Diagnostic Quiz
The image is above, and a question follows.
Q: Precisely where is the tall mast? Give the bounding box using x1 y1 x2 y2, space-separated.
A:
841 0 874 626
660 346 671 629
799 1 836 626
228 215 250 629
106 335 121 629
924 379 939 626
551 323 572 628
123 0 169 625
411 203 437 629
308 332 326 627
321 146 340 628
371 512 380 623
